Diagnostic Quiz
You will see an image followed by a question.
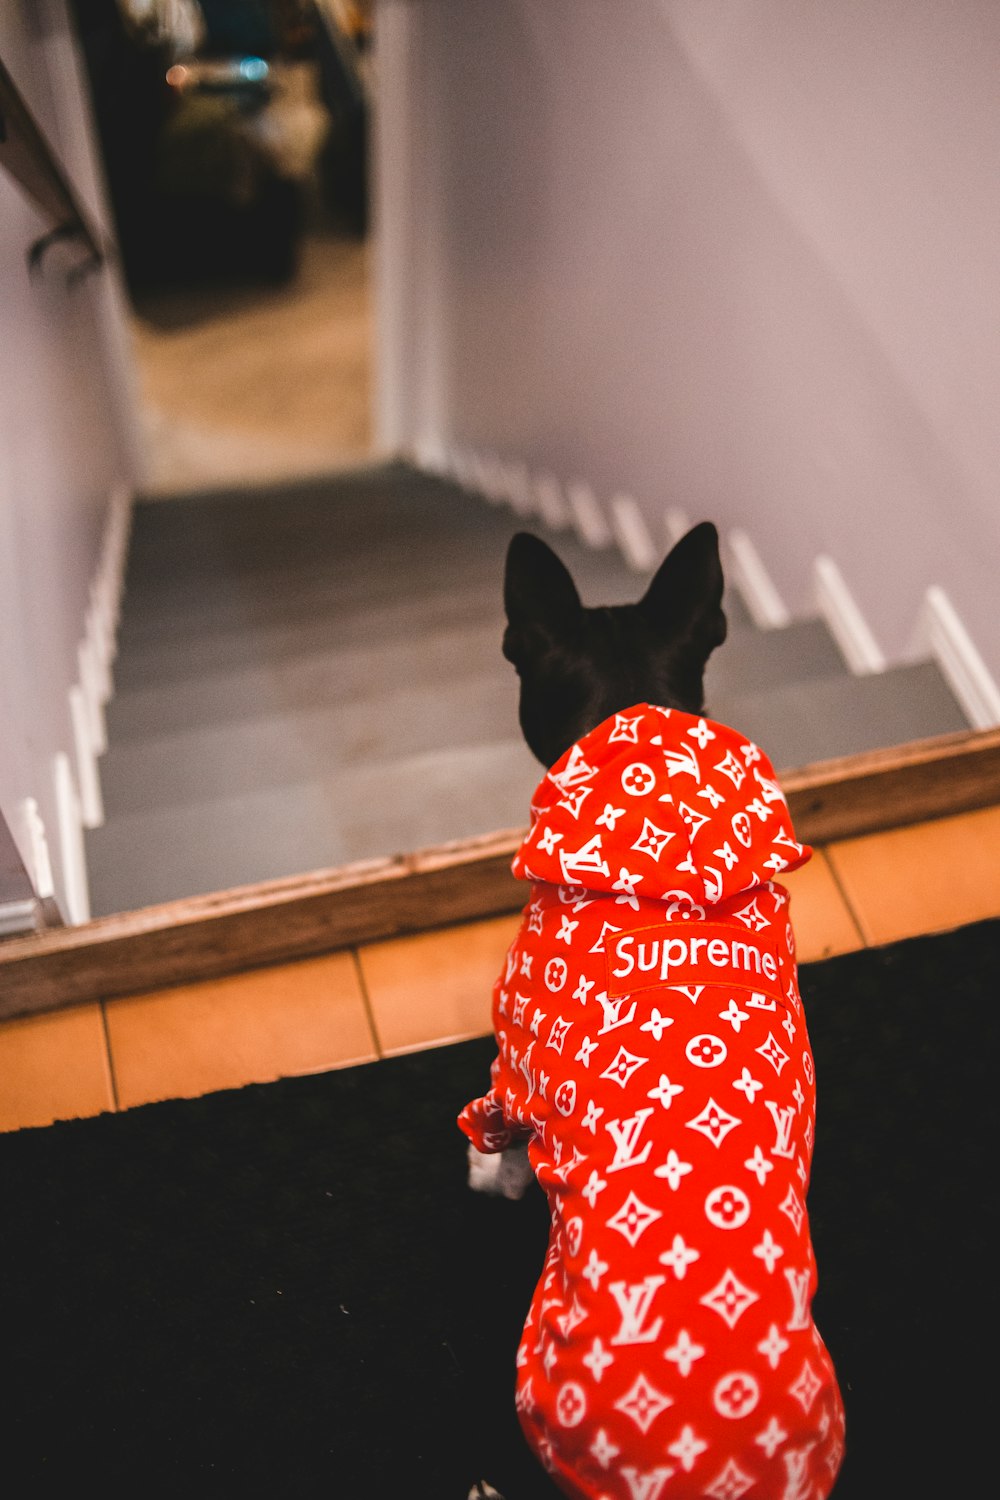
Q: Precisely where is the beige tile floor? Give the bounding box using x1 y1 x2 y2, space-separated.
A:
2 805 998 1133
131 229 374 495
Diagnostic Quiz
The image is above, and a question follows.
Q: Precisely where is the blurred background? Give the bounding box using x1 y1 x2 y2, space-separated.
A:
70 0 374 491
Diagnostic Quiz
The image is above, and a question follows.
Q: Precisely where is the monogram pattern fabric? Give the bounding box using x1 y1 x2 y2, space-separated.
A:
459 706 845 1499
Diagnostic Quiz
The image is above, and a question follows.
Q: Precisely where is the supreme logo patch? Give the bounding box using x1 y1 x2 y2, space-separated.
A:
605 921 784 1004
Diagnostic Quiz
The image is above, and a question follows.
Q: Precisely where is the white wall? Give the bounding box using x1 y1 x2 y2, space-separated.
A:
374 0 1000 686
0 0 144 922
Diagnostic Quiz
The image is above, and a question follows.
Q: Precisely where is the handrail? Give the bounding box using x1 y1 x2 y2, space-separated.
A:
0 51 104 282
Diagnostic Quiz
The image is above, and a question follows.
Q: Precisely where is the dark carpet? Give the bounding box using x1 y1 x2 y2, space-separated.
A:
2 918 997 1495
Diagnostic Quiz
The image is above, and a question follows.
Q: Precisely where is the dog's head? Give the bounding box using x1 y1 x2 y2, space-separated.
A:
503 522 727 767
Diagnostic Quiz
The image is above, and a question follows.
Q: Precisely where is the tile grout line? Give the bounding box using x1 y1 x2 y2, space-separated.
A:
350 947 384 1059
817 844 872 948
98 1001 123 1112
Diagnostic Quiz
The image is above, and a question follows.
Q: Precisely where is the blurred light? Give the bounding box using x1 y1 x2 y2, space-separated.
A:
240 58 270 82
165 64 189 88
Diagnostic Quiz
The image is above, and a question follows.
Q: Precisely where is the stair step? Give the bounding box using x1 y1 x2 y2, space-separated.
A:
116 547 510 653
108 587 769 741
705 617 846 698
120 474 637 622
117 467 728 651
111 596 511 694
713 660 969 770
85 737 540 916
99 669 526 817
113 528 657 687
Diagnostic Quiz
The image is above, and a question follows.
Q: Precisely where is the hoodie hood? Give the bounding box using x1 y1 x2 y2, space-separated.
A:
512 704 810 908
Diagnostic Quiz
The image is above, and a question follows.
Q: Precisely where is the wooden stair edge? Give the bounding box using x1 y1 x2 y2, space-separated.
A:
2 725 999 1021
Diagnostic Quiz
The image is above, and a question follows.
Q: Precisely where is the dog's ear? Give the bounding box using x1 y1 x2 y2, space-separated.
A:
638 521 727 655
503 532 582 665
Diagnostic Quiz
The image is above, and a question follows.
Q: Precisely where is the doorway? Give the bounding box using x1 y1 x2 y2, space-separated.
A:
71 0 375 493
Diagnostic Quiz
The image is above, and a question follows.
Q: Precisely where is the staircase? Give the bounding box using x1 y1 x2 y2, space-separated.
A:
84 461 969 918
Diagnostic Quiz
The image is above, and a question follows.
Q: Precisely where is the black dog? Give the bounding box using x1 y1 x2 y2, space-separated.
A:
461 524 845 1499
502 523 728 769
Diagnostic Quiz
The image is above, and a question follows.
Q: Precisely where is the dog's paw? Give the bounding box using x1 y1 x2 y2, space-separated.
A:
467 1143 533 1200
466 1144 506 1195
496 1142 534 1199
468 1483 505 1500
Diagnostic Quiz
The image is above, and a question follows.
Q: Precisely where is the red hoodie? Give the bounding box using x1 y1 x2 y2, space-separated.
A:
459 705 845 1500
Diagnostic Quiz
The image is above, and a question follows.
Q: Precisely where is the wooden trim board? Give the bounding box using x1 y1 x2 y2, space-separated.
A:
2 727 999 1021
778 724 1000 843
